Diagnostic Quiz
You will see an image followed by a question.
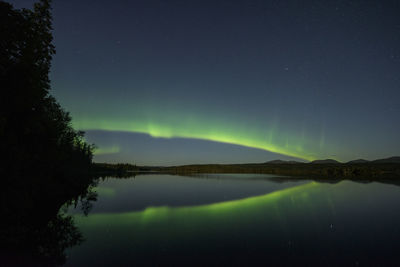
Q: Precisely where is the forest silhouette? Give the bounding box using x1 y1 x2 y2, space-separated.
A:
0 0 98 265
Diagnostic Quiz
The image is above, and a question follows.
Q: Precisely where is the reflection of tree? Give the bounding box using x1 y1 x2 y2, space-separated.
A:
36 214 83 265
74 184 99 216
0 177 99 266
9 214 83 266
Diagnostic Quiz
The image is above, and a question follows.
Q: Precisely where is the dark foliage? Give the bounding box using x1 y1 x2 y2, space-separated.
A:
0 0 94 183
94 162 138 173
0 1 98 265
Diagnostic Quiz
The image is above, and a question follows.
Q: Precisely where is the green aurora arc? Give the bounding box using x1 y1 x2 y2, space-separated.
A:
73 110 336 161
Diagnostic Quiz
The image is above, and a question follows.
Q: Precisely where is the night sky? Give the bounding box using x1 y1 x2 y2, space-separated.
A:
9 0 400 165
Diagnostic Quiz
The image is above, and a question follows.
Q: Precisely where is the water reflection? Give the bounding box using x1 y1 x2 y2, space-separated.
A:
3 173 400 266
70 174 308 213
66 175 400 266
0 174 99 266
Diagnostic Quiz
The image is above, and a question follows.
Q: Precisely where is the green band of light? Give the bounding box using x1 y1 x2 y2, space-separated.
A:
73 113 322 161
93 145 120 155
73 182 321 228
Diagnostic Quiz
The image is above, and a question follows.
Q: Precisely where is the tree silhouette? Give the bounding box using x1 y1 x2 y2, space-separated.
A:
0 1 98 264
0 0 94 182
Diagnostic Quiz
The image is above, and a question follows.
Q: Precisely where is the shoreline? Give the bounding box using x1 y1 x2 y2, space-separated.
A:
93 162 400 180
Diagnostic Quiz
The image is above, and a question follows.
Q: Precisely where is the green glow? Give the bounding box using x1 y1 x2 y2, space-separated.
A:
72 111 330 160
74 182 320 226
69 182 330 263
94 145 120 155
67 179 400 264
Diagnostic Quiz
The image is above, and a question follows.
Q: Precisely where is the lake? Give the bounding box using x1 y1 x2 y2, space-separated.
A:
65 174 400 266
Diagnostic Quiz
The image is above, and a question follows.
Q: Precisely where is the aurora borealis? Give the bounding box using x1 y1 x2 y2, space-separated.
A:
72 111 327 161
9 0 400 164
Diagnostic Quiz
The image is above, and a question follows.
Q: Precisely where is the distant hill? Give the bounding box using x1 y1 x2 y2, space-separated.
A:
310 159 341 164
347 159 370 164
265 160 302 164
371 156 400 164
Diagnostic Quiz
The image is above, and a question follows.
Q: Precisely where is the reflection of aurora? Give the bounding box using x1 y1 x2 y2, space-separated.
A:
73 113 333 161
67 181 341 267
66 179 400 266
67 182 328 266
94 186 116 197
73 182 324 227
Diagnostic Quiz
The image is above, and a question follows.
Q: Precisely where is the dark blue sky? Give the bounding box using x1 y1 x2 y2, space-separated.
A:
9 0 400 164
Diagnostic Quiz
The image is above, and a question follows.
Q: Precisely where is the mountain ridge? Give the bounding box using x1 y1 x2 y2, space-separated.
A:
264 156 400 165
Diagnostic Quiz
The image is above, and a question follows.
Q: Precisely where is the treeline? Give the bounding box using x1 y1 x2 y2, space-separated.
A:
93 163 164 176
94 163 138 175
95 163 137 171
92 161 400 180
162 163 400 179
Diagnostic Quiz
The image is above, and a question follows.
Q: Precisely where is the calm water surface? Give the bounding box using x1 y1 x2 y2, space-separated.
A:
65 174 400 266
